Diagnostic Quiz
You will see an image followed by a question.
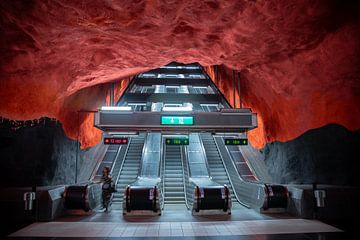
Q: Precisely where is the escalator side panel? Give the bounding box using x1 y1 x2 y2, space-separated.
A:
214 136 266 209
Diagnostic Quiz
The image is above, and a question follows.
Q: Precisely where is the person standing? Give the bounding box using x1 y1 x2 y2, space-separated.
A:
101 167 115 212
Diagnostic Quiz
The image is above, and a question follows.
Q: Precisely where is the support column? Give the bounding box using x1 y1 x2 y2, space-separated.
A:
237 71 242 108
232 70 236 108
215 65 218 85
217 65 221 92
110 82 115 106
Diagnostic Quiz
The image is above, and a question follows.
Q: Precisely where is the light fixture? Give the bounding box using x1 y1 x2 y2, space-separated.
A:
162 103 193 112
101 106 132 111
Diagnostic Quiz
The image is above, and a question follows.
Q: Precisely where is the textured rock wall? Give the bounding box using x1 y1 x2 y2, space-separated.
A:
0 117 101 187
263 124 360 186
1 0 359 149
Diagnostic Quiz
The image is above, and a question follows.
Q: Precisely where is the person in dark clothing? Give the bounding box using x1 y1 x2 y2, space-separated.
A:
101 167 115 212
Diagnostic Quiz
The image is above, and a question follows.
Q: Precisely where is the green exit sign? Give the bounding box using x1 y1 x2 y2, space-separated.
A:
161 116 194 125
225 138 248 145
165 138 189 145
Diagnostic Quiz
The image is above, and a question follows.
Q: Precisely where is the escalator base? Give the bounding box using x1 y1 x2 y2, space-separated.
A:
260 207 287 214
123 210 161 216
192 209 231 216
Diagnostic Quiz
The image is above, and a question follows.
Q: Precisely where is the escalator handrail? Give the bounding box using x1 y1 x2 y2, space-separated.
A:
160 138 166 210
115 137 133 186
220 136 260 184
138 133 148 176
183 145 193 207
110 144 124 176
215 136 266 208
89 144 110 181
180 145 190 210
212 136 242 204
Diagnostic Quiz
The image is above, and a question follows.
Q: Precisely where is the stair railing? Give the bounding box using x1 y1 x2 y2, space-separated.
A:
114 137 132 186
160 138 166 210
180 145 190 209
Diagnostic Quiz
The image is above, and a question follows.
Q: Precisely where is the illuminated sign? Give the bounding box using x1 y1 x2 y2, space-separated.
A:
161 116 193 125
165 138 189 145
224 138 248 145
104 138 128 145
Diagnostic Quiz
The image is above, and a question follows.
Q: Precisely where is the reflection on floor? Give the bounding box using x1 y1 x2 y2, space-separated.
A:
9 204 342 239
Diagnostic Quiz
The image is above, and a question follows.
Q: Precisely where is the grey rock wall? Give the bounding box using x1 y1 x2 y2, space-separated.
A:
0 117 100 187
263 124 360 186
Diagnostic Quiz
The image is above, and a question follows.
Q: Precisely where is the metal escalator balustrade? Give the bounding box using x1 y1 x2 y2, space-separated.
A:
200 133 237 203
92 144 120 181
226 143 257 182
181 146 192 209
163 144 185 205
186 133 232 214
112 136 145 209
122 133 162 215
213 136 288 210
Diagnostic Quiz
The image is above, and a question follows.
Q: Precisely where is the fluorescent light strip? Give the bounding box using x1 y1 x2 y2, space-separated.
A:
162 106 193 112
101 106 132 111
160 65 200 69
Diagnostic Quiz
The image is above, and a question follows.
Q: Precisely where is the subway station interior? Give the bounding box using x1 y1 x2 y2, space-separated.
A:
0 1 360 239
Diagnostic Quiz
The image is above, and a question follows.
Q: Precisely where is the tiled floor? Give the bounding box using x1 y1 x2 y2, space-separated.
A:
9 219 340 238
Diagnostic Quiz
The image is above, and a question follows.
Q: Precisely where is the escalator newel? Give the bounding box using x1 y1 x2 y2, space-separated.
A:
223 185 229 212
123 186 161 215
63 184 101 212
263 184 288 210
125 185 131 213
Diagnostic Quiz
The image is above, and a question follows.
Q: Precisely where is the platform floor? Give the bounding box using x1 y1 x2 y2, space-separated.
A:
9 204 342 239
9 218 340 238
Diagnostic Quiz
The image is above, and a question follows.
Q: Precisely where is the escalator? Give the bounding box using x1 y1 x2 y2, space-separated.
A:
163 145 185 205
200 133 238 204
112 136 145 209
92 144 120 181
226 144 257 182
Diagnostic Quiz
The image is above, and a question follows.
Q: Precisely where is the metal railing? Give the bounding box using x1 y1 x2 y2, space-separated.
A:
114 137 132 186
182 145 194 207
214 136 267 209
110 145 123 175
89 144 110 181
212 136 242 204
180 145 190 209
160 138 166 210
138 133 148 176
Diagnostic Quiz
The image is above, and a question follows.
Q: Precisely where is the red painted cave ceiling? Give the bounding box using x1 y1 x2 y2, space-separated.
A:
0 0 359 149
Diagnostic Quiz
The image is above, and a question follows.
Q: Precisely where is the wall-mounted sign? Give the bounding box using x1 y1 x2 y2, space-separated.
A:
165 138 189 145
104 137 128 145
161 116 194 125
224 138 248 145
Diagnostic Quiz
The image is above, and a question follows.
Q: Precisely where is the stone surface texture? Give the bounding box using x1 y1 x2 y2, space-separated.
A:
1 0 359 148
